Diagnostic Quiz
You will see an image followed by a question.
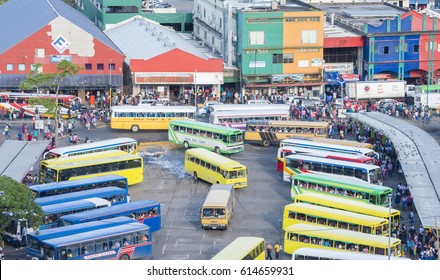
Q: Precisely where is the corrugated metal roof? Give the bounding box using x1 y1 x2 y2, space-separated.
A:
0 0 122 54
105 16 208 65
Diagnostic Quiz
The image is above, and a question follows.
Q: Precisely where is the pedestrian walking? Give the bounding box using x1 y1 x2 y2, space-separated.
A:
266 242 273 260
274 242 280 260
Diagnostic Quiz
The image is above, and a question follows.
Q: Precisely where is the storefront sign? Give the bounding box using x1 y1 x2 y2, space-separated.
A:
298 60 309 68
51 35 70 54
323 63 353 74
311 58 322 67
249 61 266 68
135 73 194 84
272 74 304 83
373 74 391 79
341 74 359 81
50 55 72 63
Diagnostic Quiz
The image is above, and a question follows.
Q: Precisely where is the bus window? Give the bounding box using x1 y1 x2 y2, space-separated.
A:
237 170 245 178
306 215 317 223
344 168 354 177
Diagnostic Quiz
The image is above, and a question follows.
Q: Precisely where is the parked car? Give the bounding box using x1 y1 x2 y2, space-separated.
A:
138 99 164 106
197 101 223 117
154 3 172 8
247 100 272 105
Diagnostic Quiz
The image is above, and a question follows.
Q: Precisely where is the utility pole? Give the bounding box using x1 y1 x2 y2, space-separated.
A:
387 193 392 260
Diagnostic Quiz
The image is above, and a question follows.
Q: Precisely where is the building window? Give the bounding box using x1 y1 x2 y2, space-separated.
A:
97 63 104 70
249 31 265 45
35 48 45 58
283 54 294 63
273 54 283 64
204 30 207 40
30 64 41 72
85 63 92 70
6 64 13 71
204 8 206 18
384 46 389 54
285 17 295 22
301 30 317 44
414 45 419 53
18 64 26 71
108 63 115 71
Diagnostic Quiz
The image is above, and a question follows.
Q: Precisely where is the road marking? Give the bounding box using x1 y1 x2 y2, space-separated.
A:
161 244 167 255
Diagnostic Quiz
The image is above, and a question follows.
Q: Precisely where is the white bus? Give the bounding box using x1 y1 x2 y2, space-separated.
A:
209 110 291 131
283 154 383 184
209 104 290 113
43 138 138 160
292 248 405 260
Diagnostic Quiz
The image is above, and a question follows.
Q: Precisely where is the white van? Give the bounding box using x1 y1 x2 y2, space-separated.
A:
247 100 271 105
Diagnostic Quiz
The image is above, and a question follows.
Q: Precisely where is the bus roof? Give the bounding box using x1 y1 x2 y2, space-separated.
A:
209 104 290 112
59 200 160 223
281 138 375 154
41 198 110 214
211 110 290 117
111 105 196 113
292 173 391 193
292 248 405 260
170 120 242 134
30 175 128 192
42 150 128 165
281 147 374 162
211 237 264 260
286 154 379 171
35 187 126 207
42 222 149 247
44 153 142 170
285 203 387 225
46 137 137 156
294 192 400 217
203 184 234 208
287 137 373 149
285 223 401 247
186 148 245 170
246 120 329 128
27 217 136 240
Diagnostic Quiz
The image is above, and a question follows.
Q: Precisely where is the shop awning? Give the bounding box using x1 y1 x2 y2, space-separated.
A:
324 71 345 86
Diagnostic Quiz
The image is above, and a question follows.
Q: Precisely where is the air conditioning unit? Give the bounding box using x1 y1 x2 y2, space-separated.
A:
232 35 237 42
198 41 205 47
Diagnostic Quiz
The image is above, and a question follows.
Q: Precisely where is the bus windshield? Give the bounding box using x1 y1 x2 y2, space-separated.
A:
229 134 243 144
202 208 226 218
226 170 245 179
369 169 382 185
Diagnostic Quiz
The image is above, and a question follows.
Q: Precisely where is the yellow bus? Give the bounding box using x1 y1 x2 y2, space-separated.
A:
282 203 389 235
288 136 374 149
292 248 406 260
201 184 236 230
293 192 400 227
184 148 247 188
39 150 144 186
211 237 265 260
245 120 329 147
110 105 196 132
284 223 402 256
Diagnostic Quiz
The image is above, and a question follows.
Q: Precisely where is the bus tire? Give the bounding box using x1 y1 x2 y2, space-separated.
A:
262 140 270 147
131 125 140 133
216 181 219 184
183 141 189 149
214 147 220 154
193 172 199 181
119 254 130 260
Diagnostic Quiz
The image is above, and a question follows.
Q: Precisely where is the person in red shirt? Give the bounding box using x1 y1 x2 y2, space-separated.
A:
27 133 32 141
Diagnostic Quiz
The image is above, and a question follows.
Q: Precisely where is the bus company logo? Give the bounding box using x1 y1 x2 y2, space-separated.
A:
51 35 70 54
364 85 370 92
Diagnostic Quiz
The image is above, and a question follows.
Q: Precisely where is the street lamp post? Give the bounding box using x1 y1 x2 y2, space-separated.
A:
252 49 259 96
387 193 393 260
109 59 112 108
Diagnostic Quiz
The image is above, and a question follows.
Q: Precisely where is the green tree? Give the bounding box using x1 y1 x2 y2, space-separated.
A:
19 63 55 97
0 176 44 243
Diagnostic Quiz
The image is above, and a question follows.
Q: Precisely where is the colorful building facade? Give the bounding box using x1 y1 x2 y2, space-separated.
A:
363 11 440 85
236 6 325 97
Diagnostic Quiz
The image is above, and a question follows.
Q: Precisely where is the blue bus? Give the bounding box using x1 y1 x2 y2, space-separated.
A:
39 222 152 260
41 198 111 230
29 175 128 198
35 187 129 207
58 200 161 233
26 217 136 260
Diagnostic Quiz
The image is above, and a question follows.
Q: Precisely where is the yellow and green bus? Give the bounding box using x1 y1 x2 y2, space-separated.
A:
211 237 265 260
169 120 244 154
293 192 400 227
282 203 389 235
245 120 329 147
110 106 196 132
284 223 402 256
39 150 144 186
291 173 392 206
201 184 236 230
184 148 247 188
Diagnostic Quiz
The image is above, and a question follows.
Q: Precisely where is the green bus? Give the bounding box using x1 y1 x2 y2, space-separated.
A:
291 173 392 206
168 120 244 154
